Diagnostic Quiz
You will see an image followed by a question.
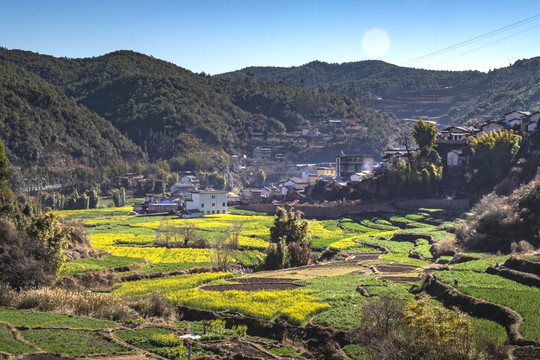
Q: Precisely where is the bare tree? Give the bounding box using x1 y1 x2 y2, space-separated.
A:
155 220 199 247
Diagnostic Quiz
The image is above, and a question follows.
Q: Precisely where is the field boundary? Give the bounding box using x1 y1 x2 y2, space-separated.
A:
411 275 539 346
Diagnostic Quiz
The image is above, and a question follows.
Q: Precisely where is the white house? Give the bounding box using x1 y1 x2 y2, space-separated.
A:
476 121 505 137
280 177 310 190
527 112 540 132
171 182 197 197
446 150 470 166
350 171 371 182
502 111 531 128
437 126 473 143
180 175 200 186
185 191 227 216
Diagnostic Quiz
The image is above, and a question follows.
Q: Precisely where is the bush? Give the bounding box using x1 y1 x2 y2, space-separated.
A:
14 288 138 321
360 296 491 360
288 239 313 267
510 240 534 254
130 294 175 320
0 282 17 307
430 236 455 258
457 175 540 252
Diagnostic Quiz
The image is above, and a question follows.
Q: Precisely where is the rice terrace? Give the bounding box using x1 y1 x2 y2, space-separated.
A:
1 202 539 359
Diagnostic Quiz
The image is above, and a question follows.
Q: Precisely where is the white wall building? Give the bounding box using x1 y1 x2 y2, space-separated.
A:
185 191 227 215
528 112 540 132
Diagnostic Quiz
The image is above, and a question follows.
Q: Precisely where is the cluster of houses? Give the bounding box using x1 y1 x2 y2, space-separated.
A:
383 110 540 170
132 174 227 218
130 110 539 216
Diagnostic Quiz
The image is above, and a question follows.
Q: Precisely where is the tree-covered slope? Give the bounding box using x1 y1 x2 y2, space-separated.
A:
0 49 398 162
0 61 143 172
218 58 540 124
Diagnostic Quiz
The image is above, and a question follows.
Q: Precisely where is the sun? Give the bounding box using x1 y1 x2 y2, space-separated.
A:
362 28 391 58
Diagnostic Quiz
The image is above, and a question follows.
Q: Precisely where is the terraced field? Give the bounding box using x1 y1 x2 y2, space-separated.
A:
2 205 538 359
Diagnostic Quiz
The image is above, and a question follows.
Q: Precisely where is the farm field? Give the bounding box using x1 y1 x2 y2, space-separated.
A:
2 205 539 359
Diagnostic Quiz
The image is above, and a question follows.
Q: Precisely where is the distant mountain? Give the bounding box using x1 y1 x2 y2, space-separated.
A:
218 58 540 124
0 49 398 174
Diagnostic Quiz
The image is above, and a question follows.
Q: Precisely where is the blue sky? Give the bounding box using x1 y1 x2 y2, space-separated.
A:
1 0 539 74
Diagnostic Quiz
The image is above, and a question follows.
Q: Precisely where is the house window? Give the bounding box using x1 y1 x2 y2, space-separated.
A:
212 195 216 199
222 203 226 207
212 203 215 207
201 203 204 208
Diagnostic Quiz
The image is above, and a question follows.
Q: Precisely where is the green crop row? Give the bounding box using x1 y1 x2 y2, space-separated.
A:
437 270 540 342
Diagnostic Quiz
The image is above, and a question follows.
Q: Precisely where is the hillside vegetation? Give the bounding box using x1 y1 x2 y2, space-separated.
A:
0 61 143 172
219 58 540 123
0 49 397 170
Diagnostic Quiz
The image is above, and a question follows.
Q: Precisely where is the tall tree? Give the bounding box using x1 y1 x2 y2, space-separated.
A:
266 207 312 269
412 119 437 151
470 129 521 190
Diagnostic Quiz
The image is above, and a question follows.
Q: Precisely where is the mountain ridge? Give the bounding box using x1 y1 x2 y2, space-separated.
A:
218 57 540 123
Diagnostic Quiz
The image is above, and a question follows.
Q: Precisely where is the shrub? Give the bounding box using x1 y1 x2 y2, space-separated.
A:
430 236 455 258
510 240 534 254
0 282 17 307
232 324 247 337
288 239 313 267
14 288 138 321
130 294 175 320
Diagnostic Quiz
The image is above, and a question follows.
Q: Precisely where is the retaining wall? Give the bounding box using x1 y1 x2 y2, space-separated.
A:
237 198 470 218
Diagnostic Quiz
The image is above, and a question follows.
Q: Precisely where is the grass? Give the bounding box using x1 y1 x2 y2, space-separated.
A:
60 255 146 276
116 326 174 351
268 346 301 356
227 207 267 215
470 316 508 345
413 238 433 258
56 207 134 220
437 270 540 342
343 344 369 360
0 308 116 329
116 326 213 359
0 323 38 355
21 328 130 356
302 274 370 329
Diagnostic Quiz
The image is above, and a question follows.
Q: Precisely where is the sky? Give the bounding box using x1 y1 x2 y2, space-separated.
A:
1 0 539 75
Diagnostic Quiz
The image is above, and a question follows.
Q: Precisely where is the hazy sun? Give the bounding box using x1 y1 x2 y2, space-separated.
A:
362 28 391 58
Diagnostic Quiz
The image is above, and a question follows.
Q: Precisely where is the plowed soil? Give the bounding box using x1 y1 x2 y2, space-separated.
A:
373 264 419 273
348 253 382 261
200 277 302 292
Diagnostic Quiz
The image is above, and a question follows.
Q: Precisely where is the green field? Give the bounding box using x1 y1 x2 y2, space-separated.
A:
2 206 537 358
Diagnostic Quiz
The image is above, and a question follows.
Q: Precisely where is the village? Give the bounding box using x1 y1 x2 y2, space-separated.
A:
127 110 539 218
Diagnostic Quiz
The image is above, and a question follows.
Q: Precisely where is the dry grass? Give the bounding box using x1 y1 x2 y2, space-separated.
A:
245 261 371 280
11 287 138 321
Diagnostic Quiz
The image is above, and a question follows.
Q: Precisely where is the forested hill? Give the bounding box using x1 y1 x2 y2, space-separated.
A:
218 58 540 124
0 61 144 172
0 49 397 169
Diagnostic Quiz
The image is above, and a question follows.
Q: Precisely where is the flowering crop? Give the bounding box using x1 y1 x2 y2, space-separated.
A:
237 235 269 249
113 272 232 299
329 236 362 249
166 288 330 325
101 246 214 263
89 234 154 248
56 207 133 220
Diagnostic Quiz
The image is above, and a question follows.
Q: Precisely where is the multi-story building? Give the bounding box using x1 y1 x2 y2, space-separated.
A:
335 155 374 180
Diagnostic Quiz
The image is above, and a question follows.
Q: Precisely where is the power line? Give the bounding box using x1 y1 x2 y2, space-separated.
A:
433 23 540 67
401 13 540 67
